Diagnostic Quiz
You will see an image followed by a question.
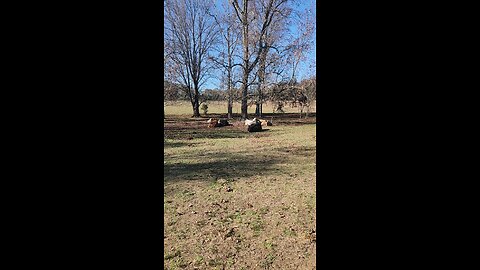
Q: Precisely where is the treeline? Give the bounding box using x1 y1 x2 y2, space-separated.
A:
165 76 315 113
164 81 238 102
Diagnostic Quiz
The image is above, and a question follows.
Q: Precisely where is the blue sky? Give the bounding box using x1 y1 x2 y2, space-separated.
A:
202 0 316 90
168 0 316 90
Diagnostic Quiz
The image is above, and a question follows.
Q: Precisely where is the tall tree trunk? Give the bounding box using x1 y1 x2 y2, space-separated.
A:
257 72 265 118
192 86 200 117
227 98 233 119
227 39 233 119
193 101 200 117
227 73 233 118
240 0 249 120
241 74 248 119
257 42 268 118
227 69 233 119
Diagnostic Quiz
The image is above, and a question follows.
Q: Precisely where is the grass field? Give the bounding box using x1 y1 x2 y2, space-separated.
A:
164 102 316 269
165 100 316 116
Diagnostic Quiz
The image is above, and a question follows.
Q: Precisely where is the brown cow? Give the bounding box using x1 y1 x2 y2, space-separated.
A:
259 119 272 126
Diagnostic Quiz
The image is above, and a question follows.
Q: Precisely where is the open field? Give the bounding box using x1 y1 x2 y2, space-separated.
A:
165 101 316 116
164 102 316 269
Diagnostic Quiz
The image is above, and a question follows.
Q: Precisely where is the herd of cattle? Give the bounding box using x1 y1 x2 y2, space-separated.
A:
206 117 272 132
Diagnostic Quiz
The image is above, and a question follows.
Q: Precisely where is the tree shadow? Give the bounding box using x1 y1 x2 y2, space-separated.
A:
273 145 316 157
165 113 316 126
164 150 285 183
259 113 317 126
164 124 276 140
164 140 200 148
260 112 317 118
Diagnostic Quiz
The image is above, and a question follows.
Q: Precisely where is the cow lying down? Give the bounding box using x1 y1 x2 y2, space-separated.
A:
207 118 230 128
244 118 262 132
259 119 273 126
245 118 272 127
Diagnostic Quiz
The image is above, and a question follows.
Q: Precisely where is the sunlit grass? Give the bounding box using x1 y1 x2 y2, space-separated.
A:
164 100 316 116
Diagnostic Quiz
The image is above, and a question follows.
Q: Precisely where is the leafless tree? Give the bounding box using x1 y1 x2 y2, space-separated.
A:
282 5 316 118
294 76 316 118
164 0 219 117
209 1 241 119
286 5 315 83
231 0 289 119
251 0 292 117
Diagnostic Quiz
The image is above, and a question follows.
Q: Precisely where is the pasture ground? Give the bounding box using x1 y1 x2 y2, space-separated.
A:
164 102 316 269
164 100 316 116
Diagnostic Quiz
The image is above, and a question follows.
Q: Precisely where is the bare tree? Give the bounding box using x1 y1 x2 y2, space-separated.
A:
302 76 316 118
209 1 241 119
293 77 316 118
286 6 315 83
282 5 316 118
231 0 289 119
251 0 292 117
164 0 218 117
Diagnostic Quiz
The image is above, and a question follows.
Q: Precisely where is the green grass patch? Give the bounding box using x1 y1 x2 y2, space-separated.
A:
263 240 277 250
283 228 298 237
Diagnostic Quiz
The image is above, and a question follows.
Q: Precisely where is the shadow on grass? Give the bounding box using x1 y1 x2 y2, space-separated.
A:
273 145 316 157
164 126 275 140
164 145 316 186
260 112 317 118
164 150 284 183
165 113 316 125
164 140 200 148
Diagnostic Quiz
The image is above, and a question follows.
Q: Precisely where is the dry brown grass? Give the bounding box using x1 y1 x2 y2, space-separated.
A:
164 109 316 269
164 101 316 117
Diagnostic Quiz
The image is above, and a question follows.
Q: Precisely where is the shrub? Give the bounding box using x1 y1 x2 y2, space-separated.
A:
200 103 208 115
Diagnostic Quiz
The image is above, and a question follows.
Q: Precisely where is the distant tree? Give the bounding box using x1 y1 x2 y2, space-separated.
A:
164 0 219 117
280 4 315 118
268 80 295 113
267 76 315 118
302 77 316 118
203 89 226 101
285 4 315 83
293 77 316 118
